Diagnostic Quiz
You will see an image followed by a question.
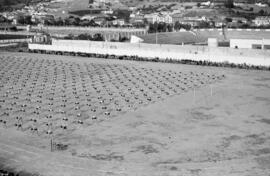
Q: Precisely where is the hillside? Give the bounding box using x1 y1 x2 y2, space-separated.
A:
0 0 45 6
0 0 48 11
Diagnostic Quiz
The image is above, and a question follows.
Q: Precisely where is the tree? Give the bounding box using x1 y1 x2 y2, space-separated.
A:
143 18 148 25
182 24 191 31
79 20 90 26
148 23 154 33
55 17 64 26
174 21 181 31
198 21 210 28
90 19 98 26
148 22 159 33
43 19 50 25
92 33 104 41
225 17 232 23
73 17 81 25
64 34 74 40
157 22 166 32
64 18 70 26
225 0 234 9
237 20 243 24
167 24 173 32
259 9 265 16
153 21 158 32
77 33 92 40
119 35 128 42
68 17 80 26
45 18 56 26
17 15 25 24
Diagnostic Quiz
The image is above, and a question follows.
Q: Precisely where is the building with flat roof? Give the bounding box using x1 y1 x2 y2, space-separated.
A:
230 38 270 50
253 16 270 26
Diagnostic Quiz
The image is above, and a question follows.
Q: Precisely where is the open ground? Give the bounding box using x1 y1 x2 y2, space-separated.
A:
139 29 270 45
0 52 270 176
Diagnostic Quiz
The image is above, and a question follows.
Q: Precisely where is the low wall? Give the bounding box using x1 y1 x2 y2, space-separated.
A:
29 40 270 66
0 38 31 43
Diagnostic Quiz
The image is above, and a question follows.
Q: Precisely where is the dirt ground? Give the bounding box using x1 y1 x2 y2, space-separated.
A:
0 52 270 176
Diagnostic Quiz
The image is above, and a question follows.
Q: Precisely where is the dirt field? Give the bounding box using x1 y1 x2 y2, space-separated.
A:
0 52 270 176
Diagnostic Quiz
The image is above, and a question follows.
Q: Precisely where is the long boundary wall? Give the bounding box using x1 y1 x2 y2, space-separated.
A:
29 39 270 66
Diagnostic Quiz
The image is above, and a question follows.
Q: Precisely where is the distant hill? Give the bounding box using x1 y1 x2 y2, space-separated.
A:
1 0 270 7
0 0 46 8
0 0 29 6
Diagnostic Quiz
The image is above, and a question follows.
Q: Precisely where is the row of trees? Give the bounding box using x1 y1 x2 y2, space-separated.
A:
15 15 146 28
148 21 192 33
148 19 270 33
148 20 225 33
44 16 99 27
17 15 32 25
16 15 100 27
63 33 104 41
148 22 174 33
174 21 192 31
63 33 129 42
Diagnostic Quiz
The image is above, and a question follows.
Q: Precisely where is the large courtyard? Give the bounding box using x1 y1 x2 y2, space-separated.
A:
0 52 269 176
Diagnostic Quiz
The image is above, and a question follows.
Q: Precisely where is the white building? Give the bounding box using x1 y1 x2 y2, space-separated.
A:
254 16 270 26
231 17 248 24
102 9 113 15
144 13 173 24
230 38 270 50
112 19 125 26
255 3 268 7
201 1 212 6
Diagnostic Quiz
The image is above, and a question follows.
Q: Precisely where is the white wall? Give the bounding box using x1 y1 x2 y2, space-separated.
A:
29 40 270 66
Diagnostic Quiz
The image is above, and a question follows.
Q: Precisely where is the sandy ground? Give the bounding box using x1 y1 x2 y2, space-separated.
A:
0 52 270 176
